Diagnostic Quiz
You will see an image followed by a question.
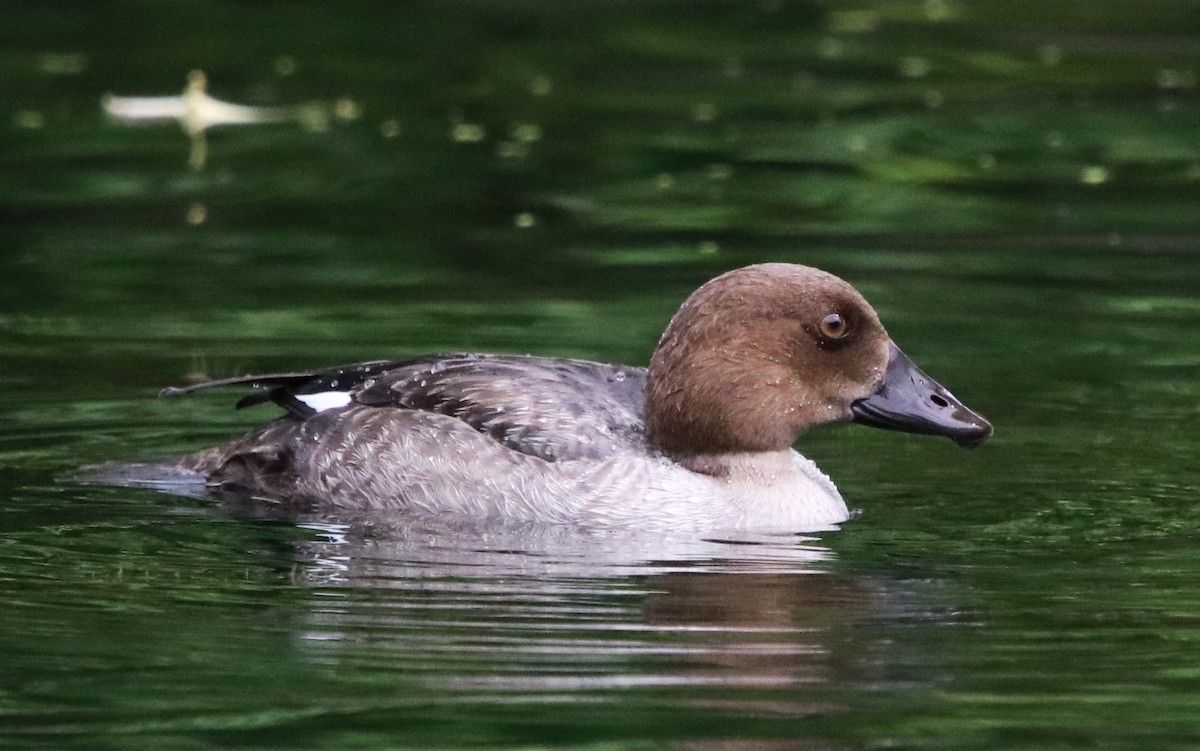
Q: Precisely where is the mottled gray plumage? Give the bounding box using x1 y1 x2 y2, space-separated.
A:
168 354 648 462
351 355 647 461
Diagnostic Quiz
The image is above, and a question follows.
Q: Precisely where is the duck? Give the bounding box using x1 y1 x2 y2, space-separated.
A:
142 263 991 532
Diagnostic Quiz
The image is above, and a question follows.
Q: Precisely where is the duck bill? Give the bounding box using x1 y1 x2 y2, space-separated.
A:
851 344 992 447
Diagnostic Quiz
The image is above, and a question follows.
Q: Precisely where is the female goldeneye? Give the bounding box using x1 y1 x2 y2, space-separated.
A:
130 263 992 531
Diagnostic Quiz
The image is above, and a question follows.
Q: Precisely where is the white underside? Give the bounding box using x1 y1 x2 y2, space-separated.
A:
294 410 850 533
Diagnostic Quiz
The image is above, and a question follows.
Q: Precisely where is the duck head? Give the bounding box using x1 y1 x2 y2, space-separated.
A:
644 263 992 459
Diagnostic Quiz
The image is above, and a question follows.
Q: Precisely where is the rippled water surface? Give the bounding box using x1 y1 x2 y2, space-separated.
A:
3 2 1200 749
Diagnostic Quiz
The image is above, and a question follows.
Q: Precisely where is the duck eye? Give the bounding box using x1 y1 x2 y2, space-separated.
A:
819 313 849 339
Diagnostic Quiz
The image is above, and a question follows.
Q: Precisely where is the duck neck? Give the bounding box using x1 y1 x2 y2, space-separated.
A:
670 449 801 483
644 344 804 458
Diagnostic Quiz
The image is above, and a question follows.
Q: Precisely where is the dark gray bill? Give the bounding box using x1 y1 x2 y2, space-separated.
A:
851 343 992 447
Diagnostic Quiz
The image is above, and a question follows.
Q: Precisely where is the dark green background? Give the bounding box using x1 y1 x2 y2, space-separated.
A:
3 1 1200 749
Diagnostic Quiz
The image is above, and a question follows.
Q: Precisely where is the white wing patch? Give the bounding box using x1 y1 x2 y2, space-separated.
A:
296 391 353 412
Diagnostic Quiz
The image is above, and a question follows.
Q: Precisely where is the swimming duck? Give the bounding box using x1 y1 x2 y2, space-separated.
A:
152 263 991 531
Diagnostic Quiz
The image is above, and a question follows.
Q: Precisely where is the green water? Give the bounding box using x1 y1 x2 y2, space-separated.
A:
3 1 1200 749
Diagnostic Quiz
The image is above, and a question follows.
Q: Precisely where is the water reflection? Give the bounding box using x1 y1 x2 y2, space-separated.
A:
289 514 837 583
103 70 331 170
275 510 893 728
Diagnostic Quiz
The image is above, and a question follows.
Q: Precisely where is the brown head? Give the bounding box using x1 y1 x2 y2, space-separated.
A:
644 263 991 460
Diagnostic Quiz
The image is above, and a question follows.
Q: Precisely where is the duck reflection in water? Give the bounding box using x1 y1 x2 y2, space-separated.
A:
269 511 928 747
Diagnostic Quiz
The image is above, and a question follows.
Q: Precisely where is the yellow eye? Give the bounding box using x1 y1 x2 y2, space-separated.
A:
819 312 849 339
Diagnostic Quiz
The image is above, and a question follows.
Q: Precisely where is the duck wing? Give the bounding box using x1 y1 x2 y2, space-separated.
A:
163 354 648 462
160 360 403 419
